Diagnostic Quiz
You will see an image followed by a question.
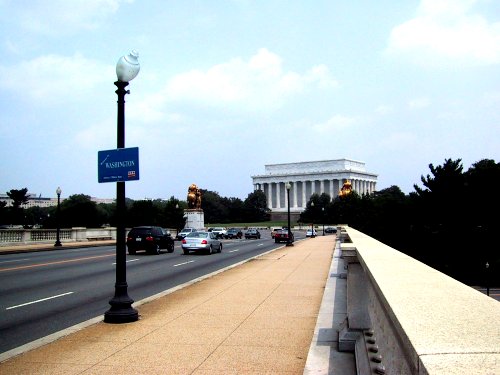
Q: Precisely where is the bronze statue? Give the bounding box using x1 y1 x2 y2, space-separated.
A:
339 180 353 197
187 184 202 209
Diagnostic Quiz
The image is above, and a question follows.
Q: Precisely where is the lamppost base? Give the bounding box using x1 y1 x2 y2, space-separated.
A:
104 303 138 324
104 288 138 323
54 241 62 247
286 242 294 247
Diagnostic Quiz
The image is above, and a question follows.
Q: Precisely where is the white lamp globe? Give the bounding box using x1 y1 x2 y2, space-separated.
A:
116 50 140 82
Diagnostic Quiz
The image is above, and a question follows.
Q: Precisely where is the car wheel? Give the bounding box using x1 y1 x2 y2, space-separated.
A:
167 242 174 253
150 244 160 255
128 248 136 255
208 245 213 255
218 244 222 253
183 249 189 255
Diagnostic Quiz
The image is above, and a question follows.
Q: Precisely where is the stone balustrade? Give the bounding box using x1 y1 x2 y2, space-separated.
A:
337 226 499 374
0 227 117 245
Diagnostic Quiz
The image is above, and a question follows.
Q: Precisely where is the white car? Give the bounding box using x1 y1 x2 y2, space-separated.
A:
176 228 196 240
182 231 222 255
306 229 317 237
210 227 227 238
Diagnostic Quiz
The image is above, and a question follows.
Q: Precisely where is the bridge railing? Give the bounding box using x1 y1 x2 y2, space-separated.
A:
337 226 499 375
0 227 115 245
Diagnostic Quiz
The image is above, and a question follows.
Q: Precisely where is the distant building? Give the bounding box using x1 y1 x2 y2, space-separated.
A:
0 194 114 208
251 158 377 220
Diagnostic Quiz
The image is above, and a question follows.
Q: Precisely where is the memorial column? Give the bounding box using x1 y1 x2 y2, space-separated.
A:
302 181 307 208
293 181 298 208
267 183 273 209
276 182 281 209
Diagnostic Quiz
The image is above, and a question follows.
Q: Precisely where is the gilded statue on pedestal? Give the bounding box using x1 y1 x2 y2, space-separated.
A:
339 180 353 197
187 184 202 209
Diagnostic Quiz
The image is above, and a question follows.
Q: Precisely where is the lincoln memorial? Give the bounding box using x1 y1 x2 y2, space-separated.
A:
251 158 377 220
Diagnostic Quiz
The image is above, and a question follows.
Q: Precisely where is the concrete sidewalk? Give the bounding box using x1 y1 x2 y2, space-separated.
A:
0 235 354 374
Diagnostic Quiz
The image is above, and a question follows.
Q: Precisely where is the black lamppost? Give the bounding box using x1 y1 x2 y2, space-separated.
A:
285 182 293 246
322 207 325 236
486 261 490 296
54 187 62 247
310 201 316 238
104 51 140 324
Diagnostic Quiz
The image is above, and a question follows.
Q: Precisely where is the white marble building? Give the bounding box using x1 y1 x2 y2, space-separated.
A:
251 159 377 215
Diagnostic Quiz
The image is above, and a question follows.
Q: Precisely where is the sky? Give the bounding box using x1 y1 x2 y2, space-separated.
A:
1 0 499 202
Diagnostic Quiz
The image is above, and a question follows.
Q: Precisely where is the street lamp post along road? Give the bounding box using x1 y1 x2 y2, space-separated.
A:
285 182 293 246
104 50 140 324
310 201 316 238
54 187 62 247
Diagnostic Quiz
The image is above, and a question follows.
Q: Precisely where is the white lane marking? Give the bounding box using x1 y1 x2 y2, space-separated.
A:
0 258 30 264
228 249 240 253
6 292 74 310
173 260 195 267
257 243 264 247
112 259 139 265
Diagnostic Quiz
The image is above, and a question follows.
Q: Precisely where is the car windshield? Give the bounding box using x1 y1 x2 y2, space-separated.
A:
186 232 208 238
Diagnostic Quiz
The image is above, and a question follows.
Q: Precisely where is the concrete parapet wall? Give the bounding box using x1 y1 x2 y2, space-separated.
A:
0 227 117 245
340 226 500 375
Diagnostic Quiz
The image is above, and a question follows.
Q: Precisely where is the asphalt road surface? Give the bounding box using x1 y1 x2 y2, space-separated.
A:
0 230 305 354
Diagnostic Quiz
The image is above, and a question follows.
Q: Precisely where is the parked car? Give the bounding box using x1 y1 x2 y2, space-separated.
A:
274 229 294 243
245 228 261 239
210 227 227 239
270 227 279 238
306 229 317 237
182 231 222 255
325 226 337 234
176 228 196 241
126 226 174 255
225 228 243 239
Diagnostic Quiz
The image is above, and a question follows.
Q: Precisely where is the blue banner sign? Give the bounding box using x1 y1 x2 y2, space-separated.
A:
98 147 139 183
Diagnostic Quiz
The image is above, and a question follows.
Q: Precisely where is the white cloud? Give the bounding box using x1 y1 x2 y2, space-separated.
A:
375 105 394 115
408 97 431 109
386 0 500 67
313 114 359 133
14 0 129 35
0 53 113 105
163 48 338 111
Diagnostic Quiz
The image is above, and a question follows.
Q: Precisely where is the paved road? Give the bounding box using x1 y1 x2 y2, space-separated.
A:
0 230 304 354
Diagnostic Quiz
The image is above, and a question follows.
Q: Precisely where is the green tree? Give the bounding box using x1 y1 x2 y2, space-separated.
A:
7 188 29 209
5 188 30 224
162 197 186 230
127 199 162 227
243 190 269 222
201 190 229 224
60 194 102 228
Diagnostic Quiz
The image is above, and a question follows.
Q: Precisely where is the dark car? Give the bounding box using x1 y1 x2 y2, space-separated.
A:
126 226 174 255
274 229 294 244
225 228 243 239
244 228 261 239
325 226 337 234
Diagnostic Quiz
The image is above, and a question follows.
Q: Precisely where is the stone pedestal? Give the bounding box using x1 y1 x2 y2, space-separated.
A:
184 209 205 230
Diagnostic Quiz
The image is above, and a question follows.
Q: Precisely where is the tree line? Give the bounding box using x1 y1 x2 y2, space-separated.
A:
2 158 498 285
299 158 499 286
0 189 269 231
